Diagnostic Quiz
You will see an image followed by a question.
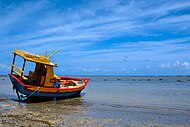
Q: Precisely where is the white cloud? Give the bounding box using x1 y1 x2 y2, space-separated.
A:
0 64 10 71
122 67 126 71
160 63 171 68
182 61 190 68
0 1 48 34
146 66 150 69
160 61 190 69
0 0 189 53
0 0 190 75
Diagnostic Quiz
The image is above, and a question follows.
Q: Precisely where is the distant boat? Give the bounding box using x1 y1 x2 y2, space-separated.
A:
8 49 90 101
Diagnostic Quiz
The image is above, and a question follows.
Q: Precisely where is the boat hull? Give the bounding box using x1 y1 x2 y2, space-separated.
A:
9 74 89 99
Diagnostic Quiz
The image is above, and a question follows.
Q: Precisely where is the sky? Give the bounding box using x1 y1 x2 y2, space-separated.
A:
0 0 190 76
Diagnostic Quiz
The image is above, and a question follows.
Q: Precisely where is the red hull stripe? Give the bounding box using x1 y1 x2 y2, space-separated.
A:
10 74 89 93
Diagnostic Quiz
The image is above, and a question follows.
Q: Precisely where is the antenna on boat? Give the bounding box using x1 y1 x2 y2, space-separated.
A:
45 50 48 57
47 49 60 58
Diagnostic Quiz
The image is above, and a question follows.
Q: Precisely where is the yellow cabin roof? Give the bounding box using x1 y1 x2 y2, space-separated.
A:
13 49 57 66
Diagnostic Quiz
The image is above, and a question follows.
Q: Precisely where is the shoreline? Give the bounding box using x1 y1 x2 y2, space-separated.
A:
0 76 190 126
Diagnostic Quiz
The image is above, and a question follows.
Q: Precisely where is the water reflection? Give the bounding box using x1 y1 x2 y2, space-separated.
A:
23 95 89 114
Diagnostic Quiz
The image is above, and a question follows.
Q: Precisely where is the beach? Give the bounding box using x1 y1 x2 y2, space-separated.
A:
0 76 190 127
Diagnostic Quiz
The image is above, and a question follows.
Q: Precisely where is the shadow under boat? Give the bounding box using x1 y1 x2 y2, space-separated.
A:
12 93 87 103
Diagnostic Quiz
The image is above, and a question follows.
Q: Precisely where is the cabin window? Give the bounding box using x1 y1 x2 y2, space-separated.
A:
24 61 36 76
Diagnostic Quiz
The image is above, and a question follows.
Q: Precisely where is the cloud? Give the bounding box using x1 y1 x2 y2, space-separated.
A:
0 1 48 35
0 64 10 71
146 66 150 69
122 67 126 71
160 60 190 69
0 0 189 49
0 0 190 75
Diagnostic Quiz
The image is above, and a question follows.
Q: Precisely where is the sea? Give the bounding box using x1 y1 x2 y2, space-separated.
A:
0 76 190 126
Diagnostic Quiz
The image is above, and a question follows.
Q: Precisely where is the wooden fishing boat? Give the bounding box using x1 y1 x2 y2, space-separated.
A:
8 49 90 101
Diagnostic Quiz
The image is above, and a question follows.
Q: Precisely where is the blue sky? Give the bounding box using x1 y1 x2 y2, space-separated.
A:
0 0 190 75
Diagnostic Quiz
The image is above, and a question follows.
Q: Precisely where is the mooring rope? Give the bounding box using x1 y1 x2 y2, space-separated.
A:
26 86 40 99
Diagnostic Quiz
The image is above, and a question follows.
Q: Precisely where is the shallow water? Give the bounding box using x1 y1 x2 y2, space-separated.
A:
0 76 190 126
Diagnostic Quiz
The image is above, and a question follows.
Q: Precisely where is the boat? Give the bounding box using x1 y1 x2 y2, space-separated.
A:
8 49 90 101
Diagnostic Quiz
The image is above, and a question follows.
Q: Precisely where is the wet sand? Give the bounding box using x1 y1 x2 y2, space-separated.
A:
0 76 190 126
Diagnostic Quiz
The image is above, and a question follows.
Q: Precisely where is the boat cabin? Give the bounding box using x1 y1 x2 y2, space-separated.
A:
10 49 60 87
